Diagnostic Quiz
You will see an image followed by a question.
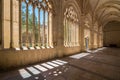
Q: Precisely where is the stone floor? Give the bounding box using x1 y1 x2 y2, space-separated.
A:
0 47 120 80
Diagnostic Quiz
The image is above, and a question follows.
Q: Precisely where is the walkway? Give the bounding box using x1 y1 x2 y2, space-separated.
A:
0 47 120 80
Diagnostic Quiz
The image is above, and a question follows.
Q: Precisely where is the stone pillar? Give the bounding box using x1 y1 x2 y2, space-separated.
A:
76 24 79 46
90 30 94 49
73 22 75 46
12 0 19 48
2 0 20 48
49 12 53 47
3 0 11 48
0 0 2 48
80 15 85 51
78 23 80 47
97 34 100 48
101 33 103 47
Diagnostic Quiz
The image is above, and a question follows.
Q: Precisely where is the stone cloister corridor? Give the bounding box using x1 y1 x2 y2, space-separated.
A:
0 0 120 80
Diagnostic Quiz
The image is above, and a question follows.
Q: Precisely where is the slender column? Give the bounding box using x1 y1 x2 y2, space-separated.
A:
63 18 65 46
97 33 100 48
32 6 35 47
10 0 13 48
38 9 40 46
65 18 67 46
19 0 22 47
71 21 73 46
49 12 53 47
73 22 75 46
70 21 72 47
64 18 66 46
75 23 77 46
12 0 19 48
69 21 71 47
71 21 73 47
67 19 69 47
101 34 103 47
90 30 94 49
94 33 96 48
68 20 70 47
47 12 49 47
43 10 45 47
99 35 101 47
76 24 78 46
26 4 28 47
76 23 78 46
76 24 79 46
66 19 68 47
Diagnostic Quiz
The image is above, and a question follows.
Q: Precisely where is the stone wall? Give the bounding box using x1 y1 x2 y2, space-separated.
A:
0 49 57 70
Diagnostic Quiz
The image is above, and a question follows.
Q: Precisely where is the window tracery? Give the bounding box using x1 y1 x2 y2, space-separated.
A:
20 0 53 49
64 6 79 47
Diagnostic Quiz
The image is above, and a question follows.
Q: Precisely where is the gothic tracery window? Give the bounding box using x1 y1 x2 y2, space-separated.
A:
64 6 79 47
20 0 53 49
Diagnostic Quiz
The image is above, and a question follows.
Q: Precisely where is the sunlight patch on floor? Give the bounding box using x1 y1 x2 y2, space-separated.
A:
27 67 41 75
70 53 90 59
18 60 68 79
34 65 48 72
19 69 31 79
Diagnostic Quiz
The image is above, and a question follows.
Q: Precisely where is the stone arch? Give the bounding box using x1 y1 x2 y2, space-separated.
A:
103 17 120 27
95 0 120 28
95 0 120 13
100 11 120 27
62 0 81 47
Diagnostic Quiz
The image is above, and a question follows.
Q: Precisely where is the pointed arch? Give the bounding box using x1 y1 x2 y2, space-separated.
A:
63 0 81 47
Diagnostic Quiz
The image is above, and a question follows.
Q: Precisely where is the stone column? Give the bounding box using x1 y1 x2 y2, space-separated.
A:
66 19 68 47
71 21 74 47
47 12 49 47
90 29 94 49
75 23 77 46
32 6 35 47
101 33 103 47
26 4 28 47
97 33 100 48
49 12 53 47
73 22 75 46
80 15 85 51
12 0 19 48
99 34 102 47
3 0 11 48
43 10 45 47
38 9 41 46
77 24 79 46
68 20 70 47
78 23 80 47
0 0 3 48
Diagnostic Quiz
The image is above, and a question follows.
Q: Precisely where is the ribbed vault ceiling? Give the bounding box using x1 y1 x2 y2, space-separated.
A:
77 0 120 27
